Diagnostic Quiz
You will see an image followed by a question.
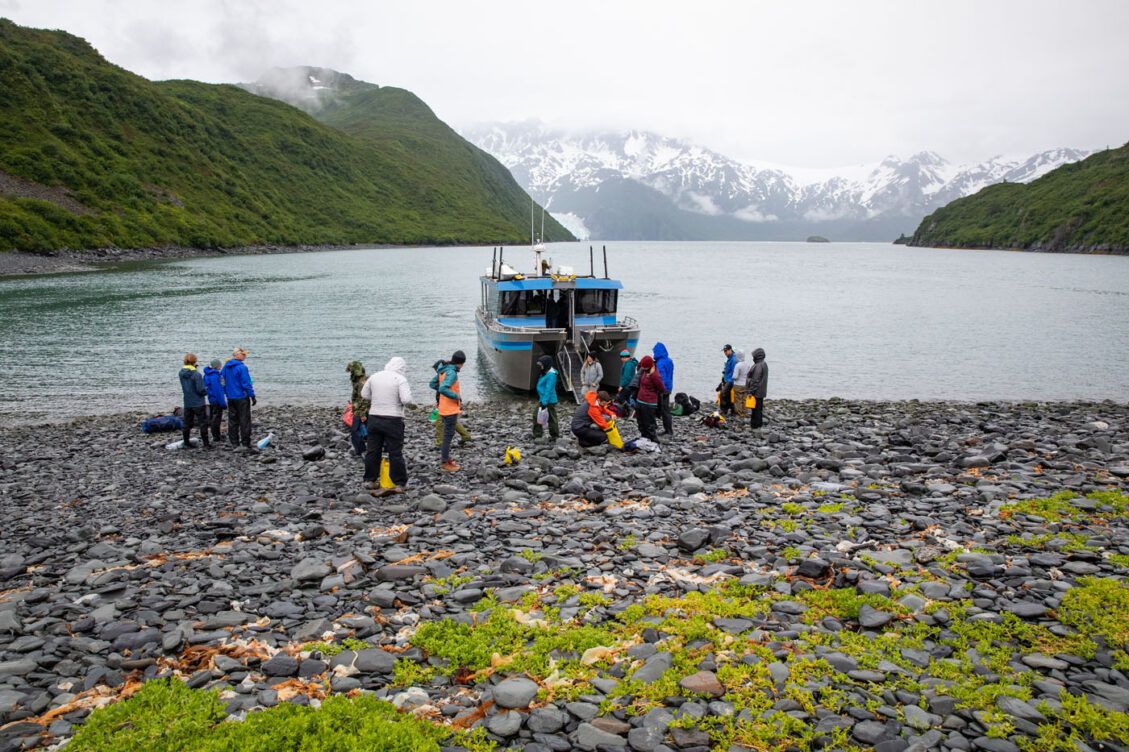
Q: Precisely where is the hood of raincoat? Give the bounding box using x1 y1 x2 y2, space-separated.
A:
384 356 407 376
752 348 766 362
653 342 669 360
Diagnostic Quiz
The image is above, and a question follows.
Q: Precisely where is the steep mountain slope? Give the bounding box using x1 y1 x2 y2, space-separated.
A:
0 21 562 253
464 122 1090 241
243 68 571 243
909 143 1129 253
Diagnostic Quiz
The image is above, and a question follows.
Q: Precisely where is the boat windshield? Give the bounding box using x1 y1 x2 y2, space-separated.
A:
500 290 547 316
576 289 618 315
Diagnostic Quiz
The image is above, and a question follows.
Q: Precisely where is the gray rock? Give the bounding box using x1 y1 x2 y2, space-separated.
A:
575 721 626 750
632 652 673 683
527 706 566 733
487 709 522 737
353 648 394 674
261 654 299 677
858 604 893 628
291 557 331 583
678 670 724 698
493 676 539 708
677 528 710 553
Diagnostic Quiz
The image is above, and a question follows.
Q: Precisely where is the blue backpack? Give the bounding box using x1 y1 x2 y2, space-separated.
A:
141 415 184 433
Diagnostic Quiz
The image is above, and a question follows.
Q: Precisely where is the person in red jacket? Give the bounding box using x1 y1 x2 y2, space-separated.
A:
634 355 665 442
570 390 615 448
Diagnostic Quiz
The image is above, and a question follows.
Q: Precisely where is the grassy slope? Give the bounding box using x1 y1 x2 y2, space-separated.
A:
313 84 572 243
0 20 566 252
909 142 1129 252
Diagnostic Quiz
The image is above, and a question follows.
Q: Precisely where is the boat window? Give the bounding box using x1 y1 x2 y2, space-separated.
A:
500 291 547 316
576 289 617 315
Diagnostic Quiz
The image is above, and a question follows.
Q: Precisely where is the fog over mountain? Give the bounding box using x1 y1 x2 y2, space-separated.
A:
464 122 1090 241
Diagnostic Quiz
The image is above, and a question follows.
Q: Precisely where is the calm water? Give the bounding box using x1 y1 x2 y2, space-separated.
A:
2 242 1128 423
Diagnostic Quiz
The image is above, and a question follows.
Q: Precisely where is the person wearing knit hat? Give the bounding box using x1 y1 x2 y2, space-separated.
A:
633 355 665 442
615 349 639 411
204 358 226 444
429 350 466 471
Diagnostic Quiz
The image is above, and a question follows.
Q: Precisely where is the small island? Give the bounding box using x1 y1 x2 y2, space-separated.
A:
806 235 830 243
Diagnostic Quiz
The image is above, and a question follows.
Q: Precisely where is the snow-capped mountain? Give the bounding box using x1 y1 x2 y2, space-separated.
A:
462 122 1090 241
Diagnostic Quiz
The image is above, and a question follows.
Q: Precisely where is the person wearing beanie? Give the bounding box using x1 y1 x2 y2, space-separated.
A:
532 355 560 441
203 358 226 444
570 389 615 448
634 355 665 442
719 344 736 416
429 350 466 471
345 361 368 456
178 353 209 449
432 356 472 449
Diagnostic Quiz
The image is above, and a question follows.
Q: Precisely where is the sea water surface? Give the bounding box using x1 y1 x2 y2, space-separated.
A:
1 241 1128 423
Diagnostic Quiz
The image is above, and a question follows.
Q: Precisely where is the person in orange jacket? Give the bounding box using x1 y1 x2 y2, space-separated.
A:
430 350 465 471
570 389 615 448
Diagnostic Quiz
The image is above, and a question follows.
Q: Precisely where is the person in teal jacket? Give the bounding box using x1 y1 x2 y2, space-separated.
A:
532 355 560 441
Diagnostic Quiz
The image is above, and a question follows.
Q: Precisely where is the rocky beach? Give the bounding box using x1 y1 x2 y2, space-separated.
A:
1 400 1127 752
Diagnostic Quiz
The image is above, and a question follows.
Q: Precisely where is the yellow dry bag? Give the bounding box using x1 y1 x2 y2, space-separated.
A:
379 458 395 489
745 395 757 409
605 421 624 449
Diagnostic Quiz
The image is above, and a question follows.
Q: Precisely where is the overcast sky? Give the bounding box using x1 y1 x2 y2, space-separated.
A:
4 0 1128 167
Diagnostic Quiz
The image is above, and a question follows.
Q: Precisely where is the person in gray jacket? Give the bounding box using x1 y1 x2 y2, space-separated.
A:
580 353 603 396
746 348 768 429
731 349 750 423
178 353 210 448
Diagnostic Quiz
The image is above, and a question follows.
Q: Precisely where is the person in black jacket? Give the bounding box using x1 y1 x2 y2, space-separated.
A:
746 348 768 429
178 353 210 448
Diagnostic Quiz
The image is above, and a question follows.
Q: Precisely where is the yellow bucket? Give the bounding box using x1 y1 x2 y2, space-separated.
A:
380 458 395 488
745 395 757 409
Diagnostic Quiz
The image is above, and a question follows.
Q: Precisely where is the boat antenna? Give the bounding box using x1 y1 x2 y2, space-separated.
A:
603 245 608 278
589 245 594 277
540 205 545 243
499 246 504 276
491 246 497 278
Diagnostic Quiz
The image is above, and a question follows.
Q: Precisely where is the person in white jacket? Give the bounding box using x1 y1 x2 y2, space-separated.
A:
731 349 750 423
361 357 414 491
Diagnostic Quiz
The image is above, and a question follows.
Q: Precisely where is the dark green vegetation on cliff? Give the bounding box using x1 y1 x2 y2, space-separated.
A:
909 142 1129 253
0 20 569 252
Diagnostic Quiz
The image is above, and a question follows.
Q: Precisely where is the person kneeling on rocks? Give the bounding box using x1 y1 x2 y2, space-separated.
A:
361 356 413 492
571 389 615 448
178 353 210 449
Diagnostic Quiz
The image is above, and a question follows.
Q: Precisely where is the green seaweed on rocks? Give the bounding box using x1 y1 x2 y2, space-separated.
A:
66 679 495 752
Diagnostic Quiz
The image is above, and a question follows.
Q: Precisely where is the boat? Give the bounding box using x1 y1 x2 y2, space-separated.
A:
475 240 640 401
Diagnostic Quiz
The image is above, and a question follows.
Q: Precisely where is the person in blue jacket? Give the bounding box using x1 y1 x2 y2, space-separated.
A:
653 342 675 435
178 353 209 448
719 344 736 415
221 347 256 451
532 355 560 441
204 358 226 444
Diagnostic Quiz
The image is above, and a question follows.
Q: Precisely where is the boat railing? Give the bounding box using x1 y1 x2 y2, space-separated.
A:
478 310 555 335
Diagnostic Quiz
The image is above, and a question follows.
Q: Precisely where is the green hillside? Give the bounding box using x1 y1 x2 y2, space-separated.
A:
243 67 571 244
0 20 570 253
909 142 1129 253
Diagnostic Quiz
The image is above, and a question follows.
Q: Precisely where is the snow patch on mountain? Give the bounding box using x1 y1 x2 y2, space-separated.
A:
463 121 1090 239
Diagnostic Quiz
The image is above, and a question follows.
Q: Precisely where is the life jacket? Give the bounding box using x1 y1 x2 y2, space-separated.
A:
437 368 461 416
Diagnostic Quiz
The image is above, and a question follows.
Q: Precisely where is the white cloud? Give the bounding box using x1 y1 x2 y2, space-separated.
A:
6 0 1129 166
734 206 779 223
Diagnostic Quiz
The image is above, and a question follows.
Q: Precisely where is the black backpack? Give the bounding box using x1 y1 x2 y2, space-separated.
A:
674 392 701 415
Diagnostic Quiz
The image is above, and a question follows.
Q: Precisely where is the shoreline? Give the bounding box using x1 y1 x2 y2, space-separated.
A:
0 243 409 277
1 399 1128 750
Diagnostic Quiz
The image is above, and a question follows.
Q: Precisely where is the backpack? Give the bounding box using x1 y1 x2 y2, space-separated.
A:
675 392 701 416
140 415 184 433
